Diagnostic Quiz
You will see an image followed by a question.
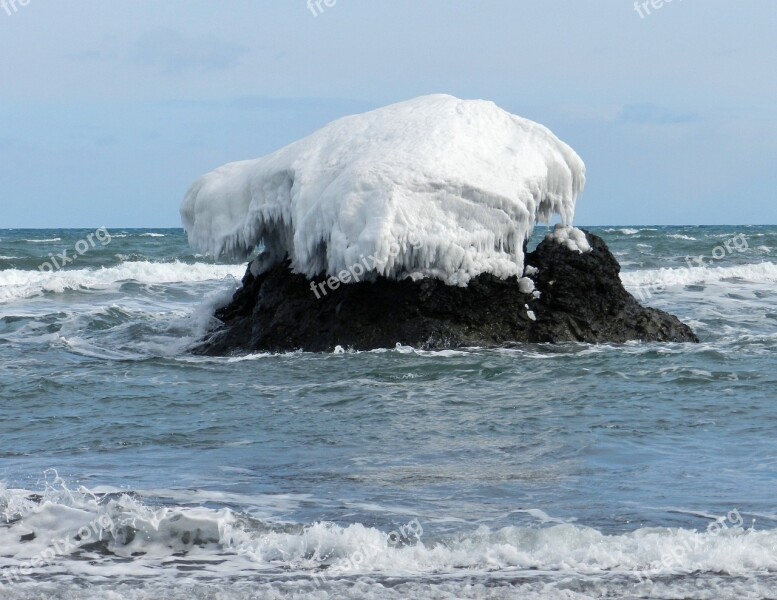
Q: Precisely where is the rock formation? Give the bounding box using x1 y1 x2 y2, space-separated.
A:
192 230 698 355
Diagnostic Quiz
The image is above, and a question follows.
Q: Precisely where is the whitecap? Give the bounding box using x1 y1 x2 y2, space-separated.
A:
3 480 776 586
604 228 640 235
621 261 777 289
0 261 245 304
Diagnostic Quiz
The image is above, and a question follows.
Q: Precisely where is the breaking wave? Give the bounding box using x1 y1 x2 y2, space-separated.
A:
0 261 245 304
620 261 777 289
2 480 775 591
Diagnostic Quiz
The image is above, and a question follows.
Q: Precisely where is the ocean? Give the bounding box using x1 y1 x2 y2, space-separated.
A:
1 225 776 599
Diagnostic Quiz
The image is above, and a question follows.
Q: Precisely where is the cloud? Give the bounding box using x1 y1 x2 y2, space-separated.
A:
0 137 29 152
228 96 374 113
95 135 116 148
132 29 248 74
160 96 374 114
619 104 698 125
67 49 104 62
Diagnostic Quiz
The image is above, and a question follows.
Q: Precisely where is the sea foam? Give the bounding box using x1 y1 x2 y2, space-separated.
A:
0 261 244 304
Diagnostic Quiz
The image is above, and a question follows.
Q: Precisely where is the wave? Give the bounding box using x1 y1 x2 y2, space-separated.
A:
3 579 777 600
0 261 245 303
621 261 777 288
666 234 697 241
228 521 776 578
604 228 640 235
21 238 61 243
1 481 775 594
139 233 166 238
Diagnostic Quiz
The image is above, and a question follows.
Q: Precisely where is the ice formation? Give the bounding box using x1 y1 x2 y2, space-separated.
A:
546 224 592 253
181 94 586 285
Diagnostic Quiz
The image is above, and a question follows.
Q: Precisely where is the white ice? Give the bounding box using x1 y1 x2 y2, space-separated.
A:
182 94 586 285
546 224 592 253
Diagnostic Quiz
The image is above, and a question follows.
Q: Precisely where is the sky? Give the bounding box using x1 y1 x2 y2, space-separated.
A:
0 0 775 227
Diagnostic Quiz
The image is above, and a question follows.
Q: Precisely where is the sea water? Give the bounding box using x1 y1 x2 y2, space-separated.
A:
1 226 776 599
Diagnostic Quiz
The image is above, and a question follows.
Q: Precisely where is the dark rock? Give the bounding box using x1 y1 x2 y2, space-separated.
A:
193 230 698 354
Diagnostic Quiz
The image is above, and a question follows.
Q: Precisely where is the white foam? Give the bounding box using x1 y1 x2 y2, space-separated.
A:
22 238 61 243
0 261 245 304
605 228 640 235
4 578 777 600
3 482 777 581
621 261 777 289
3 480 777 598
182 94 585 286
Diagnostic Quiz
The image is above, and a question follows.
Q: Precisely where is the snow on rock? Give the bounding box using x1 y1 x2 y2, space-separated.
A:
518 277 535 294
181 94 585 285
525 304 537 321
546 224 592 254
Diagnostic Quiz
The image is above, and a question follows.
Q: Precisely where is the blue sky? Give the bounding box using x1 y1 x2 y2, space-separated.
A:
1 0 775 227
